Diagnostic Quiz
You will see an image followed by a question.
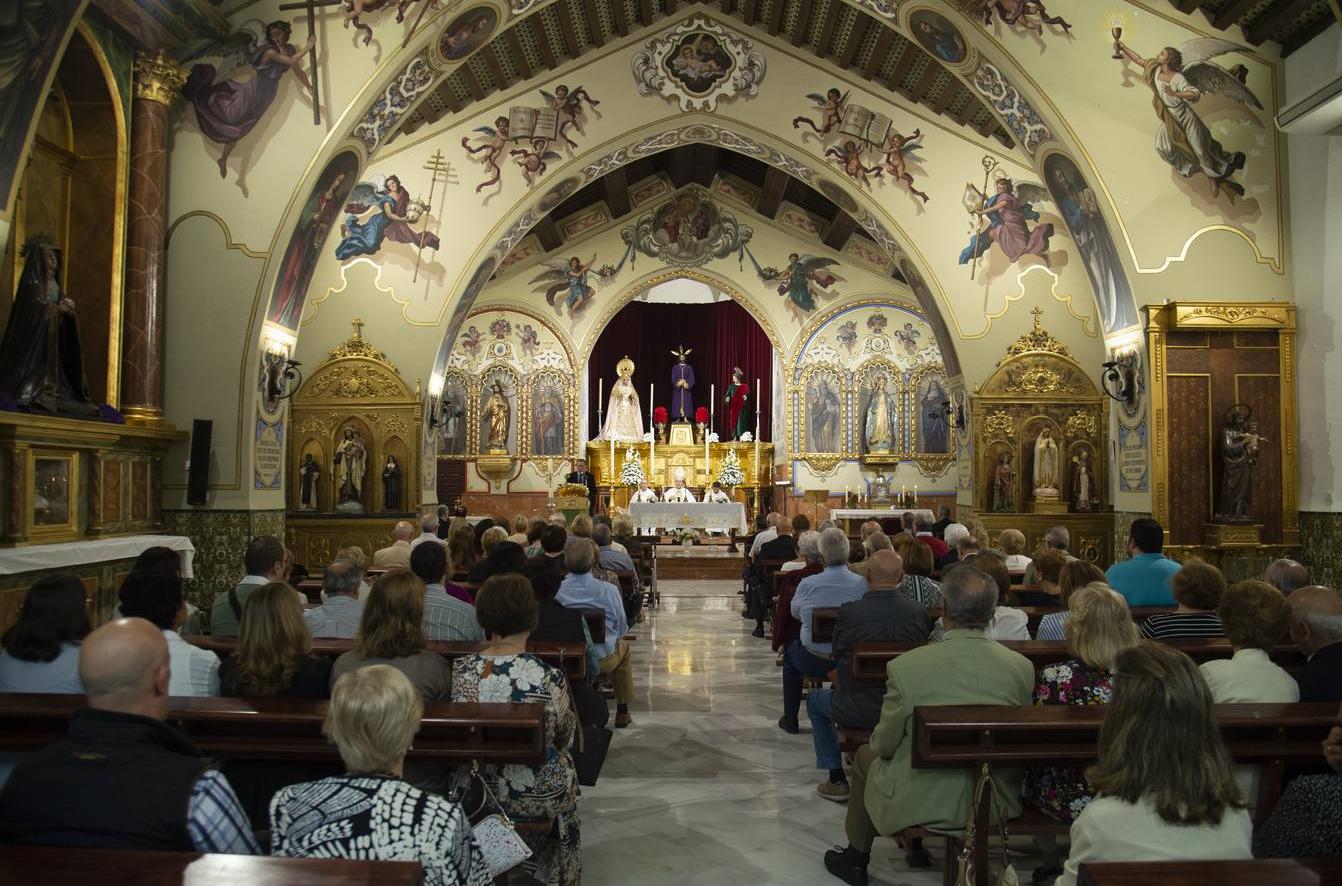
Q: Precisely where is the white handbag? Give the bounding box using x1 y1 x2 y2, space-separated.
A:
463 761 533 877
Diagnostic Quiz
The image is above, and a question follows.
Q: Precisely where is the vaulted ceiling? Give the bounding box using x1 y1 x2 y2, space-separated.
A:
397 0 1015 145
1162 0 1338 56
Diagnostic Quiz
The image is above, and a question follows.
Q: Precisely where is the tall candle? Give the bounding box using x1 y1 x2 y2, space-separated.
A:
710 383 715 432
913 484 918 505
649 383 655 485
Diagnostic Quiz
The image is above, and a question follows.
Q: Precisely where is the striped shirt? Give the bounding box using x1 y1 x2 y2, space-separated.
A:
304 594 364 639
1139 612 1224 640
1035 611 1070 641
422 584 484 642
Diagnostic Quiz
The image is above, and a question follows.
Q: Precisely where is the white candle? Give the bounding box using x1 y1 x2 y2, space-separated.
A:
710 383 715 432
913 485 918 504
649 383 655 483
598 377 603 410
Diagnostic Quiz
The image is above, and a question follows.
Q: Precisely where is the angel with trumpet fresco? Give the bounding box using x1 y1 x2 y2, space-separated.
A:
958 171 1054 276
1115 36 1261 203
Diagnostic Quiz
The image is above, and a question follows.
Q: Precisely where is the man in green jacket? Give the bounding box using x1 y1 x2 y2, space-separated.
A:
824 566 1035 885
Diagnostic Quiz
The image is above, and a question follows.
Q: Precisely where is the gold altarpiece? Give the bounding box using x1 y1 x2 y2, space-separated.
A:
286 327 423 565
970 310 1114 566
585 440 774 513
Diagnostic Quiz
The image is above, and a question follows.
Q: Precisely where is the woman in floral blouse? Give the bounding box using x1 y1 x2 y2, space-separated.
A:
1023 584 1139 878
451 574 580 886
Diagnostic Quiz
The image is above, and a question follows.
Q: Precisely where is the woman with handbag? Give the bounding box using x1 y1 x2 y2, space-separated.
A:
1055 642 1252 885
269 665 491 886
452 574 581 886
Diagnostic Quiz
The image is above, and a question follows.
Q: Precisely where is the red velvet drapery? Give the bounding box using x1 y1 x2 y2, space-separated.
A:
587 299 773 441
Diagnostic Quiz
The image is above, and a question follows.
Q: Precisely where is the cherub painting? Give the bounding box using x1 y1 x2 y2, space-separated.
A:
1115 38 1260 203
879 128 929 204
180 20 315 179
793 88 846 135
341 0 433 47
959 177 1054 270
837 320 858 353
532 255 599 318
461 115 511 193
665 33 733 94
460 325 482 356
965 0 1072 35
511 142 561 186
894 322 921 355
826 141 883 189
519 324 541 356
762 253 842 321
540 84 600 149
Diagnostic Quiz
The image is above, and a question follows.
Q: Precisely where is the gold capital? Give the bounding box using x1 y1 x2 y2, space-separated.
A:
133 50 188 106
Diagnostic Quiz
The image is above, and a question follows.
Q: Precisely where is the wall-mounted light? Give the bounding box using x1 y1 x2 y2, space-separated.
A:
927 398 964 430
1101 360 1135 407
268 359 303 403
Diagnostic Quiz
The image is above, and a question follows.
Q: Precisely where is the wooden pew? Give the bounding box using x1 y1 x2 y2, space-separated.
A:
0 693 545 765
0 845 423 886
851 639 1306 688
907 702 1337 886
578 608 605 645
190 637 587 683
1077 858 1342 886
1016 604 1174 636
812 607 839 645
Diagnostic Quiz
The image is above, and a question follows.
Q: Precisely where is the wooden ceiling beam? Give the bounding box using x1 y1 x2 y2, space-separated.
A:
459 65 486 100
531 19 559 70
1213 0 1261 30
668 147 695 188
481 44 508 89
975 113 999 137
814 2 844 57
720 0 734 13
533 215 564 251
790 0 814 46
555 3 583 59
908 59 939 106
932 76 957 114
885 45 918 94
1175 0 1204 13
768 0 786 35
1282 12 1338 55
954 90 978 125
612 0 629 36
823 213 859 251
839 14 871 67
1246 0 1319 45
863 29 892 79
604 166 631 218
581 0 606 46
694 144 719 187
504 29 533 80
665 0 677 12
742 0 758 25
757 167 790 218
638 0 654 27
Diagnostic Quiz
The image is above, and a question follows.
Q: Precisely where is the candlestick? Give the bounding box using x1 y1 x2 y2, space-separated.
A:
710 383 715 435
609 437 615 481
649 383 655 486
913 485 918 505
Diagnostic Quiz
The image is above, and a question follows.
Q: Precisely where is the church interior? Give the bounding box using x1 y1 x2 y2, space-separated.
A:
0 0 1341 883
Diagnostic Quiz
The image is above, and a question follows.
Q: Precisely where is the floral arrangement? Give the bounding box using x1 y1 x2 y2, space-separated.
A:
619 448 645 487
672 527 698 545
555 482 590 498
653 406 669 425
740 431 754 443
707 432 720 443
695 406 710 424
717 448 745 488
643 432 654 442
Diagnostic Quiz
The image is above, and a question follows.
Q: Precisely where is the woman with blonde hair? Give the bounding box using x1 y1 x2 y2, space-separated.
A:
1025 584 1138 849
1056 643 1250 885
1035 559 1107 640
331 570 451 701
221 582 331 697
569 512 593 538
271 665 491 886
998 528 1031 573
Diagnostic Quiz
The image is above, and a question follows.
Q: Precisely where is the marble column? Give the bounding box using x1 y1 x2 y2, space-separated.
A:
121 51 186 420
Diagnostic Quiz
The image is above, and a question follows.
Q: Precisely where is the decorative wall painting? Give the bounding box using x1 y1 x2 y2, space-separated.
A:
631 16 767 111
438 6 497 61
909 9 968 63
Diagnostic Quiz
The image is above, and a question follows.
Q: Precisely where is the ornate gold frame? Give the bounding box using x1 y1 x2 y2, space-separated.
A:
1143 301 1298 547
795 363 846 458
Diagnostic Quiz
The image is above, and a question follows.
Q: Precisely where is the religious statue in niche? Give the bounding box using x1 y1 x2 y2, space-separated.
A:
1071 449 1096 512
381 454 402 510
960 174 1055 274
181 20 315 180
1215 404 1264 523
963 1 1072 36
334 429 368 510
864 373 896 454
483 379 511 453
297 453 320 511
726 368 754 442
461 84 599 193
334 174 440 261
919 376 950 453
532 379 564 456
992 452 1015 512
530 255 613 320
0 236 96 416
1114 38 1261 204
670 346 695 423
793 89 931 203
759 254 841 322
600 357 644 443
1032 429 1060 494
805 375 840 452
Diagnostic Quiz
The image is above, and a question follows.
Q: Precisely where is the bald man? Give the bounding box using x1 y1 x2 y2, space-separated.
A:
372 520 415 568
1266 559 1312 596
807 549 932 803
0 618 258 854
1288 586 1342 703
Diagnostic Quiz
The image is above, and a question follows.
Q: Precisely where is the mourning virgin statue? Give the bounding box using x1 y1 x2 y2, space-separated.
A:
0 236 97 415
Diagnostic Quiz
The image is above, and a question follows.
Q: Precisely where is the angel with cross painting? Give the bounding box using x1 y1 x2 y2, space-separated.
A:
1115 37 1260 203
958 176 1054 269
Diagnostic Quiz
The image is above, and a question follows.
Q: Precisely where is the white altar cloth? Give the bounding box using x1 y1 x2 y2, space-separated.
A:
0 535 196 578
830 508 936 524
629 502 747 533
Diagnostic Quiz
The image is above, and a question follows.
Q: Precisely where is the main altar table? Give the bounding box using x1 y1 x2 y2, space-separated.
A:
0 535 196 578
829 508 935 533
629 502 747 533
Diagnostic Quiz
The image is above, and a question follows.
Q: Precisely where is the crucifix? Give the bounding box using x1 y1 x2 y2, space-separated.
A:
351 317 365 339
277 0 342 125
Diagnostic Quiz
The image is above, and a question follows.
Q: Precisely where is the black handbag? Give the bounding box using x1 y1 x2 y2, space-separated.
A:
573 723 612 786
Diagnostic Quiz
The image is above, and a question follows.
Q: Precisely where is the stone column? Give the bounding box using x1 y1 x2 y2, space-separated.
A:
121 50 186 421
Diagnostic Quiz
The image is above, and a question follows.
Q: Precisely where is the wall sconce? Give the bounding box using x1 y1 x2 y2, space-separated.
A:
927 398 965 430
271 359 303 402
1101 360 1135 407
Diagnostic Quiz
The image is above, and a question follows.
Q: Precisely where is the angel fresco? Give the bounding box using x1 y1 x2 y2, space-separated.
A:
461 116 512 193
958 177 1054 270
965 0 1072 35
532 255 600 318
762 254 842 321
460 325 482 356
333 174 439 260
519 324 541 356
666 34 733 94
793 88 846 135
826 141 883 189
895 322 921 355
541 84 600 149
837 320 858 353
1115 38 1260 203
511 141 561 186
341 0 431 46
181 20 314 179
879 129 929 204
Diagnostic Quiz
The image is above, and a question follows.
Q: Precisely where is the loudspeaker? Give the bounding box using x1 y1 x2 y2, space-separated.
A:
187 419 212 506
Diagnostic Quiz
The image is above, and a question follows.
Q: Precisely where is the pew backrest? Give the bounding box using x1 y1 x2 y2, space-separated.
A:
1076 859 1342 886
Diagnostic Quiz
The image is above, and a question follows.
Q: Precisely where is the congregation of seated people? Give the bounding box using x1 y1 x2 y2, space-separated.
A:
0 507 652 885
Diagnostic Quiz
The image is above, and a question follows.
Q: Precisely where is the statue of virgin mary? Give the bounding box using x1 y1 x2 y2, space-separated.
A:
599 356 644 442
865 373 894 453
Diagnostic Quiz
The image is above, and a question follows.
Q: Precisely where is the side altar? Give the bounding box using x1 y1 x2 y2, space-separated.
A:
585 438 774 515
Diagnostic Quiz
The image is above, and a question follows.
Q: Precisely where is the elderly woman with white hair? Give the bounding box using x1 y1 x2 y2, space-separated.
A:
781 530 822 573
270 665 490 885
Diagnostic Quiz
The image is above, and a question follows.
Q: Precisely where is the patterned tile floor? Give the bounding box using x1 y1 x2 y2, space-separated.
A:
576 594 964 885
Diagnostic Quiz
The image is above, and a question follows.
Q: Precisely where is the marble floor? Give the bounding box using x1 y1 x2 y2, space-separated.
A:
578 594 953 886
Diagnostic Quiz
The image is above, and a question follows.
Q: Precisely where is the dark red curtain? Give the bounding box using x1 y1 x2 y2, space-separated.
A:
588 300 773 441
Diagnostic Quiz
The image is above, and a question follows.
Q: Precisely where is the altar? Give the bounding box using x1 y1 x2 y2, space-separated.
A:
829 508 936 533
586 439 773 516
629 501 748 533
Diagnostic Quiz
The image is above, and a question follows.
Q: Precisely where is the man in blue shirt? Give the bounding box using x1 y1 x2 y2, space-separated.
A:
1106 517 1181 606
780 527 868 733
557 537 635 728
